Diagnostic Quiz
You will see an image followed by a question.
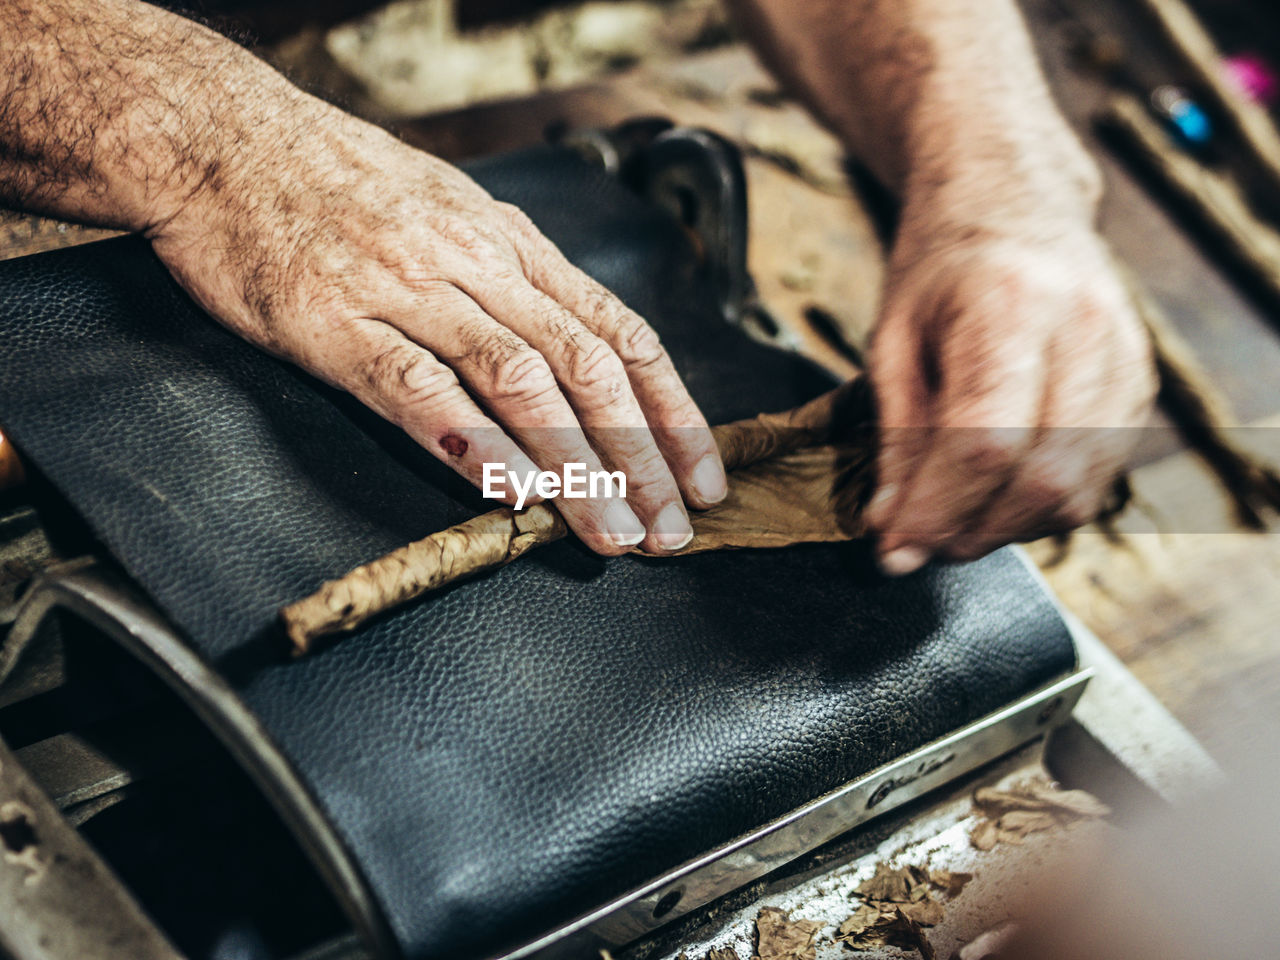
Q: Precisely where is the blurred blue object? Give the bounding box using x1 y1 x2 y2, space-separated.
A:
1151 85 1213 147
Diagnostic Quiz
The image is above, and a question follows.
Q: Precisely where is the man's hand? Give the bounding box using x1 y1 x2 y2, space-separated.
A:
729 0 1160 568
1 0 727 556
149 99 726 556
865 225 1156 574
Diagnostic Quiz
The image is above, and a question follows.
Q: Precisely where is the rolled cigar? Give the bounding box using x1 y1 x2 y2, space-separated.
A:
280 382 860 655
282 504 567 655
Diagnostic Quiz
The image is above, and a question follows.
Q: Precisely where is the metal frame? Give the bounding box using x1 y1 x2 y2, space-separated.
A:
2 560 398 960
0 724 184 960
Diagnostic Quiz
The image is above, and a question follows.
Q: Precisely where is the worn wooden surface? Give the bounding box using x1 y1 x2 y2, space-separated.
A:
1 4 1277 752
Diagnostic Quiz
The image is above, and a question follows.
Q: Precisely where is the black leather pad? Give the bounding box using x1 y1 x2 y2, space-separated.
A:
0 146 1075 959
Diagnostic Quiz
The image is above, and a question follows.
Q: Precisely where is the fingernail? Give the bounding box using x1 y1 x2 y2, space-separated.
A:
879 546 929 577
604 500 646 547
652 502 694 551
691 454 728 505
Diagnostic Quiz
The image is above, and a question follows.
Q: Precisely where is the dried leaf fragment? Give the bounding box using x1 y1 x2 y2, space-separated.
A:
755 906 821 960
928 869 973 898
837 903 883 939
969 780 1110 850
839 862 964 957
837 905 935 958
855 863 917 903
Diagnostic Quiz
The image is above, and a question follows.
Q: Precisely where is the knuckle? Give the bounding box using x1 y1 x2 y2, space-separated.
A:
623 448 677 489
366 345 456 409
564 337 627 395
494 201 537 236
432 215 508 267
486 345 557 404
615 315 666 367
380 248 441 289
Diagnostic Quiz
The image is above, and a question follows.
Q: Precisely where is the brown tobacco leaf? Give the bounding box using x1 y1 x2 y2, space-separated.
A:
705 949 740 960
970 781 1111 850
855 863 918 903
928 870 973 898
755 906 821 960
854 863 970 905
840 862 968 957
897 900 946 926
837 902 884 940
837 905 935 958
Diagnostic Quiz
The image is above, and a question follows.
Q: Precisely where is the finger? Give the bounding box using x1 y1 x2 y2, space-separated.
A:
450 267 695 552
944 445 1083 561
319 317 540 505
865 307 934 554
499 206 727 510
393 285 650 555
945 340 1108 560
876 321 1046 574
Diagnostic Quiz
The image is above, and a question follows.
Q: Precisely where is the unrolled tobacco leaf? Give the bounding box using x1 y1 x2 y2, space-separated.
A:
897 900 946 926
837 903 883 940
755 906 821 960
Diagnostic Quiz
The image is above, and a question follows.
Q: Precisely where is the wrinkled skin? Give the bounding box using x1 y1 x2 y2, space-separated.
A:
148 99 727 556
866 225 1157 573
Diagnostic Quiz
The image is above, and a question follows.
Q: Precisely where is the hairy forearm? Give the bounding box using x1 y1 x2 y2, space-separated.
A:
0 0 298 232
729 0 1101 232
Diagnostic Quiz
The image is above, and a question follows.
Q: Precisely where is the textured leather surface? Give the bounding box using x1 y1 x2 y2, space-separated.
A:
0 146 1075 960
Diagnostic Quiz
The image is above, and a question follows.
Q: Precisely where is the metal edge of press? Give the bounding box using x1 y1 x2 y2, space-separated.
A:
3 559 401 960
496 668 1092 960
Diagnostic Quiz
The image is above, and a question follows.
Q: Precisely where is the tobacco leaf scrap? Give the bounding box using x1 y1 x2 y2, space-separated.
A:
969 781 1111 851
837 905 935 959
704 949 740 960
837 863 969 957
755 906 822 960
928 869 973 899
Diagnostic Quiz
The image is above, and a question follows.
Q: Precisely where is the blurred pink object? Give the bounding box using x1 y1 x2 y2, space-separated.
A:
1222 53 1279 105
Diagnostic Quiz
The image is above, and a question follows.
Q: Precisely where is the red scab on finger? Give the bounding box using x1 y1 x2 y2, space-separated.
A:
440 434 468 457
